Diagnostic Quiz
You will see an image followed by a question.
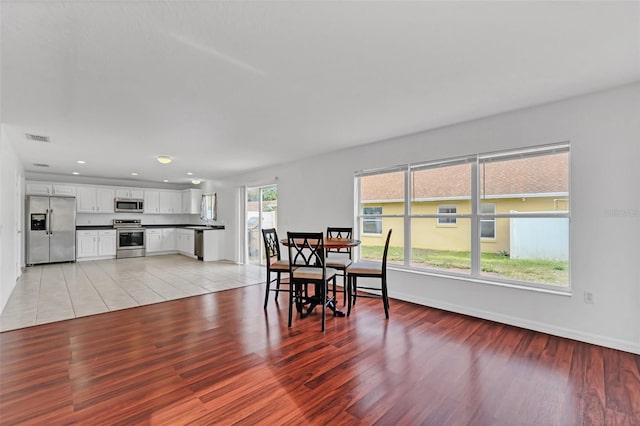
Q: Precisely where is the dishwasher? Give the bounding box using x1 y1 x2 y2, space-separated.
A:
194 230 204 260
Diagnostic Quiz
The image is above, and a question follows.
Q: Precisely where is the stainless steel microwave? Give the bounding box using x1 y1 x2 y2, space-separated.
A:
114 198 144 213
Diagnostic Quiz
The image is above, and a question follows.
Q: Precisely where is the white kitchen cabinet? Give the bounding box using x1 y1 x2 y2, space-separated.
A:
26 182 53 195
76 187 98 213
115 188 143 199
159 191 181 214
145 229 163 253
27 181 76 196
97 230 116 256
76 186 114 213
77 231 98 258
177 229 195 256
77 230 116 260
162 228 176 251
96 187 115 213
146 228 177 254
144 190 160 213
182 189 202 214
52 185 76 196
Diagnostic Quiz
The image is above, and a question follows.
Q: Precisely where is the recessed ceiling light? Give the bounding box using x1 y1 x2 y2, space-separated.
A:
163 179 169 183
191 179 201 185
157 155 172 164
76 160 86 164
187 172 193 176
131 172 138 176
72 172 80 175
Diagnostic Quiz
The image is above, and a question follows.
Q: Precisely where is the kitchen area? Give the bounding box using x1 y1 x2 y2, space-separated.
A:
25 181 226 265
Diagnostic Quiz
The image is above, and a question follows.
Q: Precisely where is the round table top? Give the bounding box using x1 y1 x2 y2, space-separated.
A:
281 237 360 249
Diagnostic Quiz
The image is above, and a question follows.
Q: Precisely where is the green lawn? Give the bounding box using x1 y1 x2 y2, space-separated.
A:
361 246 568 286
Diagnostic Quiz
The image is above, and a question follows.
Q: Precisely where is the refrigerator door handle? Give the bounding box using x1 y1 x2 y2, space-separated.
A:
49 209 53 236
45 208 50 235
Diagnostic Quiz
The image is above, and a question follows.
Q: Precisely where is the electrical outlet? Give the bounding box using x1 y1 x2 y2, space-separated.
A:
584 291 594 304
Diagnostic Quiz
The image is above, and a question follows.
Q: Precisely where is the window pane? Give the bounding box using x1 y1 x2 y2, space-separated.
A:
480 217 569 286
411 163 471 211
359 218 404 265
411 218 471 273
360 172 405 215
480 152 569 213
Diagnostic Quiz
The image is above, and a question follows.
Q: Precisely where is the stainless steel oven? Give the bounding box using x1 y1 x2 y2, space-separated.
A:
114 219 145 258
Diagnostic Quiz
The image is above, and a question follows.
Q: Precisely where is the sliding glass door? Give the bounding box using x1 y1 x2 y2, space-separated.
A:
246 185 278 264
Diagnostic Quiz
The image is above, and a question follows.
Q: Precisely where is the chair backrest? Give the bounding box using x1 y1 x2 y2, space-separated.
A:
287 232 326 272
261 228 281 263
381 229 393 276
326 227 353 257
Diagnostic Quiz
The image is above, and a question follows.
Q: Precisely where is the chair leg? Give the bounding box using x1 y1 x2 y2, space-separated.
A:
274 272 281 303
263 272 271 309
342 271 347 306
352 276 358 306
382 276 389 319
321 281 326 332
288 281 294 327
347 275 352 317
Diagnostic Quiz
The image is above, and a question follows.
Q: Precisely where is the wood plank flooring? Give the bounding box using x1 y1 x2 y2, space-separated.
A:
1 275 640 424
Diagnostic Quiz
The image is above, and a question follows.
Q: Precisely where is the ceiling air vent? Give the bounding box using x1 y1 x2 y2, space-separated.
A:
33 163 50 168
25 133 50 143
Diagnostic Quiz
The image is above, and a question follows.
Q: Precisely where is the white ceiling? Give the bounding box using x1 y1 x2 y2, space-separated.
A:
2 1 639 186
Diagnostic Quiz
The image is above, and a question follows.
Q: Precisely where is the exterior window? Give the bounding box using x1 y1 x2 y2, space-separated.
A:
362 207 383 234
437 205 458 225
480 203 496 239
356 143 570 290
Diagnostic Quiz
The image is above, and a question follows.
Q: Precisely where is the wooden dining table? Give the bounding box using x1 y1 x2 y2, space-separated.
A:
280 237 361 317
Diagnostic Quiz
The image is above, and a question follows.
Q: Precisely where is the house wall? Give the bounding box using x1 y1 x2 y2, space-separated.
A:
361 196 565 253
217 83 640 354
0 126 25 312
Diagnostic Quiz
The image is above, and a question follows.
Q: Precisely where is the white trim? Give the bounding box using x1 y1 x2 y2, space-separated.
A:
389 289 640 355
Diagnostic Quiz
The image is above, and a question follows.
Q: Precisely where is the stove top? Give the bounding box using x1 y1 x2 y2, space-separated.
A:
113 219 143 229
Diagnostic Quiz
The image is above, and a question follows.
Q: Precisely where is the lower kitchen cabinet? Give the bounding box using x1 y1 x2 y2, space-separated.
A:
76 230 116 260
177 229 195 257
146 228 177 255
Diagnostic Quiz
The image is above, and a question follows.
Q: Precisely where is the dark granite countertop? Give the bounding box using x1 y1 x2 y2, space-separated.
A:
76 224 225 231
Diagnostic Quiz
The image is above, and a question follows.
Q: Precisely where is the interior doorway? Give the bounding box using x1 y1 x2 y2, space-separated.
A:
246 185 277 264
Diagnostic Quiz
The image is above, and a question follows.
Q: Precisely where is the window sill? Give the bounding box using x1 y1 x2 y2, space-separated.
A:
387 265 572 296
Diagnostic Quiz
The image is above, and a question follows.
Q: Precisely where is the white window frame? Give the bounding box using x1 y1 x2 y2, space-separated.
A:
355 142 570 292
362 206 383 235
479 203 496 240
437 205 458 226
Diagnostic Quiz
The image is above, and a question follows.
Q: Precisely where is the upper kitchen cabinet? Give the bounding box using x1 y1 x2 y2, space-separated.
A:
144 190 160 213
115 188 143 199
76 186 114 213
182 189 202 214
159 191 181 214
26 182 76 196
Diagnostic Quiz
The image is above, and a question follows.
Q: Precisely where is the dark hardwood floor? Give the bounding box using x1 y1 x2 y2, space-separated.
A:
1 282 639 425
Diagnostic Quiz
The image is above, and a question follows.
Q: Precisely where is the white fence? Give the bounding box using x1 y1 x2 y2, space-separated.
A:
510 216 569 260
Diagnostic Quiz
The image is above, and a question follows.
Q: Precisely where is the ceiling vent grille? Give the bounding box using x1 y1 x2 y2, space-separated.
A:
33 163 50 168
25 133 50 143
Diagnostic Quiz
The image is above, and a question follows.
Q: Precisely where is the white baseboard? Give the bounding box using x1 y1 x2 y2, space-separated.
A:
390 290 640 355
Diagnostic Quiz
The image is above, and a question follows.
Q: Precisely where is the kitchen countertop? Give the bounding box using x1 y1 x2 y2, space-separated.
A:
76 224 225 231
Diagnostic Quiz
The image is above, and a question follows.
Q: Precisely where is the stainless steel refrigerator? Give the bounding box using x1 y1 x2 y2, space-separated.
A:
26 196 76 265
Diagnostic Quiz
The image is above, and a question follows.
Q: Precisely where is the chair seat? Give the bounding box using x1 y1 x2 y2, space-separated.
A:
269 259 290 271
326 257 353 269
292 267 337 281
347 261 383 276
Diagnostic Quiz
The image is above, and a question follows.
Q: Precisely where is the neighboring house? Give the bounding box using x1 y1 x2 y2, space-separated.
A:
360 153 569 255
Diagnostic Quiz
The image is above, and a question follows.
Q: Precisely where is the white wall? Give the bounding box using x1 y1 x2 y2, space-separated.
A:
0 126 25 312
218 83 640 354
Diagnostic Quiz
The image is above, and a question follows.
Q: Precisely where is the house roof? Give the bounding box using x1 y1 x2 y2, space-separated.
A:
361 152 568 201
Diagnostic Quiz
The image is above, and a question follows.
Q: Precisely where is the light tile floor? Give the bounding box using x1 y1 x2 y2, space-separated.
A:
0 254 266 332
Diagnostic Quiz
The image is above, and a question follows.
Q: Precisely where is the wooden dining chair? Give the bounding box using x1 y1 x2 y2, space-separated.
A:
347 229 392 319
261 228 291 309
325 227 353 307
287 232 337 331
